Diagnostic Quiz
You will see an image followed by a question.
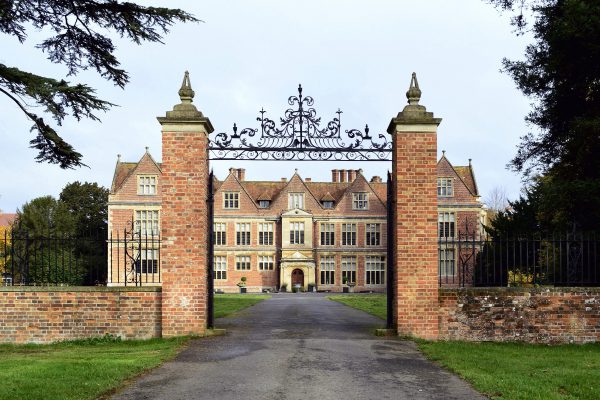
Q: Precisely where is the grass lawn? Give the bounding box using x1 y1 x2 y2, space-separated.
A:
214 293 271 318
0 337 188 400
0 293 269 400
328 294 386 319
328 293 600 400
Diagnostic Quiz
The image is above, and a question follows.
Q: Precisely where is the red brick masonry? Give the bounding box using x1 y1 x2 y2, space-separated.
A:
440 287 600 344
0 287 161 344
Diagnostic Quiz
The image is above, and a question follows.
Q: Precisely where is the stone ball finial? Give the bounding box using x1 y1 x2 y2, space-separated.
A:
145 146 149 153
178 70 195 104
406 72 422 105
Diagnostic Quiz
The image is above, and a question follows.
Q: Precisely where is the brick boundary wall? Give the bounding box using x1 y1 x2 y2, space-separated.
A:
439 287 600 344
0 287 161 344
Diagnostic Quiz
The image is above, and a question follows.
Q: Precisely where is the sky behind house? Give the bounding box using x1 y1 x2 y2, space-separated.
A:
0 0 532 213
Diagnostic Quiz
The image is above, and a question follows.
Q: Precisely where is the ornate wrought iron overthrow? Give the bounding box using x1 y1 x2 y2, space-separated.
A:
209 85 392 161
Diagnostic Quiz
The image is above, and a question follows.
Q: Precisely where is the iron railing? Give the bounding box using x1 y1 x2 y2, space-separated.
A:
439 232 600 287
1 224 161 287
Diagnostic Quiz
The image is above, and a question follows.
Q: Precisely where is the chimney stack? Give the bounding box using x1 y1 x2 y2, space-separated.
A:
332 169 338 183
305 177 312 182
339 169 347 183
348 170 356 182
237 168 246 181
281 177 287 182
370 176 382 183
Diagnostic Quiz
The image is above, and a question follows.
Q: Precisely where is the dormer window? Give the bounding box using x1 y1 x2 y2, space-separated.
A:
288 193 304 209
437 178 454 197
352 193 368 210
138 176 157 195
259 200 270 208
322 201 334 209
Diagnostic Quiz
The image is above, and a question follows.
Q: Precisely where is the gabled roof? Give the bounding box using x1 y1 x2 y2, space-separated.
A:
111 151 162 194
437 154 479 196
320 192 335 202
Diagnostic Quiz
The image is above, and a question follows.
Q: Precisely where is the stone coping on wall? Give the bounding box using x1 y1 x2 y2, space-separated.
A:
440 286 600 295
0 286 162 293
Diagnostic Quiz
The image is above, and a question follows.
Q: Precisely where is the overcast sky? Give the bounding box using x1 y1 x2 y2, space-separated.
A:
0 0 532 213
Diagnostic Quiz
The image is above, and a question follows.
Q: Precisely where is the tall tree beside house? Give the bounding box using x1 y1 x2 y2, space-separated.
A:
487 0 600 232
0 1 198 168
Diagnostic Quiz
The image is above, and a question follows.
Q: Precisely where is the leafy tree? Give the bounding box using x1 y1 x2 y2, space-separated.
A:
488 0 600 231
59 181 108 236
0 1 198 168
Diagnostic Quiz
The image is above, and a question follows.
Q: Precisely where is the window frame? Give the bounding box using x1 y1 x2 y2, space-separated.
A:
258 255 274 271
235 255 251 271
137 175 158 196
288 193 305 210
365 223 381 246
341 223 357 246
258 222 274 246
223 192 240 209
438 212 456 238
437 177 454 197
236 222 251 246
319 255 335 285
320 223 335 246
352 192 369 210
214 255 227 280
365 255 386 285
134 209 160 237
341 256 357 284
289 221 305 245
213 222 227 246
439 248 456 277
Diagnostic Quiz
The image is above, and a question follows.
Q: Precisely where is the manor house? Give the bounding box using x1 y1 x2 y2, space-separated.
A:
107 151 484 292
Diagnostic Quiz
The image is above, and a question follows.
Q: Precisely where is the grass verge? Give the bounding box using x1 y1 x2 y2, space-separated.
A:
328 293 600 399
214 293 271 318
327 294 386 319
0 336 188 400
417 340 600 400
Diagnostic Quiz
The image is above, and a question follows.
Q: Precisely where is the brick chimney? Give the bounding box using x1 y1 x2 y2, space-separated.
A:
348 170 356 182
332 169 338 182
370 176 382 183
305 177 312 182
237 168 245 181
339 169 346 183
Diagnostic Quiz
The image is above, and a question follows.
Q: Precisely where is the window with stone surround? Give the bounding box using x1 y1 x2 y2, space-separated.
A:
224 192 240 209
438 212 455 238
341 223 357 246
439 248 455 276
365 223 381 246
320 223 335 246
341 256 357 284
259 255 274 270
214 256 227 279
134 210 159 236
289 221 305 245
213 222 227 246
138 175 157 195
258 223 274 246
320 255 335 285
259 200 270 208
352 193 368 210
365 255 385 285
236 223 251 245
437 177 454 197
235 255 251 271
288 193 305 209
135 248 158 274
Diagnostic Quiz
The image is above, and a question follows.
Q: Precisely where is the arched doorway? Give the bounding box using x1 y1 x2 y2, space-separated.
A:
291 269 304 287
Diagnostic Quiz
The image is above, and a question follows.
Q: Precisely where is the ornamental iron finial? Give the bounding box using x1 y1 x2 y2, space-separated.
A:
178 71 195 103
406 72 421 105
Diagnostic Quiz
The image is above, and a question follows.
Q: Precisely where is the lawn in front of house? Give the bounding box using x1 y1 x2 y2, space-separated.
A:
214 293 271 318
0 336 188 400
0 294 269 400
328 293 600 400
328 294 386 319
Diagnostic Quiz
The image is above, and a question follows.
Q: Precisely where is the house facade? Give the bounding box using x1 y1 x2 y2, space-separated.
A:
107 150 485 292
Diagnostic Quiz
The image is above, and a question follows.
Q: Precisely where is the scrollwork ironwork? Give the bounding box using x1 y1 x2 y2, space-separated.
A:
208 85 392 161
